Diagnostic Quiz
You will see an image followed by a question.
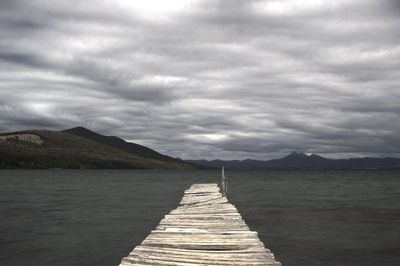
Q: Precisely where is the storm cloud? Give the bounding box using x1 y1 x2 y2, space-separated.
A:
1 0 399 159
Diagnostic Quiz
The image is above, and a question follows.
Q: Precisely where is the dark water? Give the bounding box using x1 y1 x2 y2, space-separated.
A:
0 170 399 266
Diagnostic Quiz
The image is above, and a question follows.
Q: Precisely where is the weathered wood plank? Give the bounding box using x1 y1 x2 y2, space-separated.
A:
119 183 281 266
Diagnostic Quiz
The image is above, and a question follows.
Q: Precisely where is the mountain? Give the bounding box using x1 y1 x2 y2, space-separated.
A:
264 152 333 168
0 128 196 169
186 152 400 169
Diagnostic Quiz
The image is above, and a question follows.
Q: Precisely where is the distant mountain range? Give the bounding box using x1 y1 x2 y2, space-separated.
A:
186 152 400 170
0 127 196 169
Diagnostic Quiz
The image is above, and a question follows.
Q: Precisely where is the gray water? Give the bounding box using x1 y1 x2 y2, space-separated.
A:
0 170 399 266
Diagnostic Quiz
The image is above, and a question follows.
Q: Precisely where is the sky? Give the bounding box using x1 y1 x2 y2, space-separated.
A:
0 0 399 160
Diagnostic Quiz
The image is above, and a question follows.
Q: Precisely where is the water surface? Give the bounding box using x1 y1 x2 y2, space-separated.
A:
0 169 399 266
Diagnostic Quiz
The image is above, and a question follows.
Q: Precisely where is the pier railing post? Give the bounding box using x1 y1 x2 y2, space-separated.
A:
221 166 228 197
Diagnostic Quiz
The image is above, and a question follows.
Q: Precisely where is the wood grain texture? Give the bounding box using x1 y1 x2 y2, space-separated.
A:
119 183 281 265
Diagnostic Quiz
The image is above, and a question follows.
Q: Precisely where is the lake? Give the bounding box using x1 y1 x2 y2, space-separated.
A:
0 169 399 266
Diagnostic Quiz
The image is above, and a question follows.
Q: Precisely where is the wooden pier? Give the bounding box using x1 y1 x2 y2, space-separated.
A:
119 183 281 265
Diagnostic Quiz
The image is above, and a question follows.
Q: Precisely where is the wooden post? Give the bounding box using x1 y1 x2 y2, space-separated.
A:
221 166 227 197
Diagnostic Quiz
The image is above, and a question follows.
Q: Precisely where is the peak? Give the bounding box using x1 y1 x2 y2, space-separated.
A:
64 126 93 132
62 127 103 138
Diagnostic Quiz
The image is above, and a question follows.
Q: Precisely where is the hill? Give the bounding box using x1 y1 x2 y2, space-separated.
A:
0 128 196 169
186 152 400 170
63 127 178 162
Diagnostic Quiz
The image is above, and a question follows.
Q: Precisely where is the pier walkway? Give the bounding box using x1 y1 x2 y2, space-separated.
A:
119 183 281 265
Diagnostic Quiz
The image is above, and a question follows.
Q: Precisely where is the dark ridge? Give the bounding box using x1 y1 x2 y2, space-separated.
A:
186 151 400 170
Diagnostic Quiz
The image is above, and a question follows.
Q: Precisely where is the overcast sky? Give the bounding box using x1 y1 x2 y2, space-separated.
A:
1 0 399 160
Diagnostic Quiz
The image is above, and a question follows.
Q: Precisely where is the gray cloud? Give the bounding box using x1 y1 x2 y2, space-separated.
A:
0 0 399 160
0 52 50 68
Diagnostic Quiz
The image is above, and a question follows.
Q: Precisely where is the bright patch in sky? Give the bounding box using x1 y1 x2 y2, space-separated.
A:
186 133 230 143
115 0 198 18
29 103 53 114
253 0 354 15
